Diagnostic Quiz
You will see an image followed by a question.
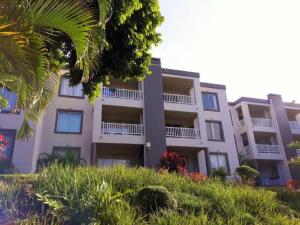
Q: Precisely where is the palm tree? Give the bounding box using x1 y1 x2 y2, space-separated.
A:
0 0 111 139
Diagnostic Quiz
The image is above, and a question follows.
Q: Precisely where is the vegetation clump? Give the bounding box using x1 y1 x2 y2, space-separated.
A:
134 185 177 213
0 165 299 224
236 165 260 185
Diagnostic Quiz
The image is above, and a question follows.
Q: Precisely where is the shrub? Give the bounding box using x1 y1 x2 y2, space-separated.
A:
211 167 227 181
134 186 177 213
289 156 300 168
188 172 207 182
236 165 259 185
287 179 300 192
160 151 186 174
36 153 86 171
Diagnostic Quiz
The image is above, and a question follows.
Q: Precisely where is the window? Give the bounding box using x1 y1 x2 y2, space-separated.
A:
0 88 17 113
53 147 81 161
206 121 224 141
0 130 16 162
210 153 230 174
59 77 84 98
55 110 83 134
202 92 219 111
98 159 130 167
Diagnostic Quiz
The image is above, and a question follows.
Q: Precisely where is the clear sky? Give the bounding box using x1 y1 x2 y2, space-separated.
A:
152 0 300 103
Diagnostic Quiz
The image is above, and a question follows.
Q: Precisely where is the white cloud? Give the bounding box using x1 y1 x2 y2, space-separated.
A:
153 0 300 103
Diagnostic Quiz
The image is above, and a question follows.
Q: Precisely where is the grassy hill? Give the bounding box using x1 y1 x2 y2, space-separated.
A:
0 165 300 225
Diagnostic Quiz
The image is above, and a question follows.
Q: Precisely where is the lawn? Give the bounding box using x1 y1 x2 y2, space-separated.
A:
0 165 299 225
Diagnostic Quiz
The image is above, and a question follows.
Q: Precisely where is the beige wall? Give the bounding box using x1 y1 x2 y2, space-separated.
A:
200 85 240 176
37 94 94 167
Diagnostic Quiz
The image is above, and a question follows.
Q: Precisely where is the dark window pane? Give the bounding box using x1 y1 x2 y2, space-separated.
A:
202 93 219 111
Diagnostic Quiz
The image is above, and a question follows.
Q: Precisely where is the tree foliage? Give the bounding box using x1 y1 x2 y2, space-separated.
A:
70 0 164 101
0 0 110 139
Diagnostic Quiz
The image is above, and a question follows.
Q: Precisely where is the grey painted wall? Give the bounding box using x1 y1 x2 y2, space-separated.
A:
268 94 297 160
268 94 300 179
143 59 166 167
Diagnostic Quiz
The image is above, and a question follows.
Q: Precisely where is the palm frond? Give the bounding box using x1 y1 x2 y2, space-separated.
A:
25 0 95 59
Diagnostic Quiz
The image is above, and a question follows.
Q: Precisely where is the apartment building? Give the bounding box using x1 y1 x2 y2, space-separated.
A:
230 95 300 186
0 58 239 176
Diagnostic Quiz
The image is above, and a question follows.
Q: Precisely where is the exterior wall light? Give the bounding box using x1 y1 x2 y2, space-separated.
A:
146 142 151 150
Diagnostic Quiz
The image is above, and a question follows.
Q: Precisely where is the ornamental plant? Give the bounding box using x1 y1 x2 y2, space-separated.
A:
160 150 186 174
0 134 8 154
287 179 300 192
236 165 259 185
188 172 207 182
289 156 300 168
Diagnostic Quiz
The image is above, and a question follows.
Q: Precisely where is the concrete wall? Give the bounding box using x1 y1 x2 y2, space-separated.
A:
143 59 166 167
200 85 240 176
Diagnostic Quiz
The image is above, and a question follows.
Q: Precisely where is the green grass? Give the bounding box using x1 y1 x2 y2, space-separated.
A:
1 165 300 225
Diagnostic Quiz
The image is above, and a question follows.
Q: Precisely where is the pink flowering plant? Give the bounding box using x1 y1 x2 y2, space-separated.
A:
0 134 8 159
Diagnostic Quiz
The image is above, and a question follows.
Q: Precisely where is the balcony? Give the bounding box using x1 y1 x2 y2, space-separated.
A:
256 144 281 154
251 118 275 127
165 127 201 139
101 122 144 136
163 93 195 105
103 87 143 100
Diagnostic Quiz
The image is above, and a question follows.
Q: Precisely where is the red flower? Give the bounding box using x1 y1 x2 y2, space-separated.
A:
0 134 8 152
188 172 207 182
160 150 187 173
287 179 299 192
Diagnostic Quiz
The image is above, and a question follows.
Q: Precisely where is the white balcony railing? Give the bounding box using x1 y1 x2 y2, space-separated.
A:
101 122 144 136
256 144 281 154
289 121 300 130
102 87 143 100
165 127 201 139
163 93 195 105
251 118 274 127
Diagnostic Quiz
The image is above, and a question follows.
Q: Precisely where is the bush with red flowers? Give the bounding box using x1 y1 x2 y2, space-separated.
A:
160 151 186 174
0 134 8 156
287 179 300 192
188 172 207 182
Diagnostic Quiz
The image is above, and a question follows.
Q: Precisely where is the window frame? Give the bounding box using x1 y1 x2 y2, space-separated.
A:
54 109 83 134
0 129 17 162
209 152 231 176
206 120 225 142
58 76 84 99
52 146 81 161
202 92 220 112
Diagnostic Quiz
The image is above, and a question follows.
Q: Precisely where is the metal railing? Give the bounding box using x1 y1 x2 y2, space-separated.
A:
256 144 281 154
289 121 300 130
102 87 143 100
163 93 195 105
165 127 201 139
101 122 144 136
251 118 274 127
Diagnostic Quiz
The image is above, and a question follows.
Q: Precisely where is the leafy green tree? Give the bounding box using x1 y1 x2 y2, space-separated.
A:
289 141 300 149
69 0 164 102
0 0 111 139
